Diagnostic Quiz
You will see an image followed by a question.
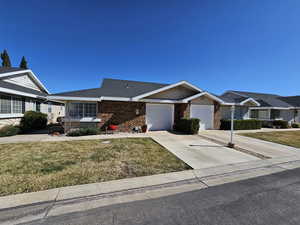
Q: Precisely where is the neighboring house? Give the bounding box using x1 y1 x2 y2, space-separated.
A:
0 67 65 128
220 91 300 124
48 78 227 132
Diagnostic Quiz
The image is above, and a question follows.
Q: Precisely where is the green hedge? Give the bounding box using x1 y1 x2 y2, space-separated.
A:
20 111 48 132
220 119 262 130
292 123 300 128
67 127 100 136
273 120 288 129
174 118 200 134
0 125 20 137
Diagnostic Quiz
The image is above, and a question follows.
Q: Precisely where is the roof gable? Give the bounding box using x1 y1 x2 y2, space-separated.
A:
2 74 42 92
0 68 49 94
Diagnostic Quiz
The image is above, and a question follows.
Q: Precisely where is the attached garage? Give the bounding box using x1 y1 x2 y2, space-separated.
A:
146 103 174 131
190 104 214 130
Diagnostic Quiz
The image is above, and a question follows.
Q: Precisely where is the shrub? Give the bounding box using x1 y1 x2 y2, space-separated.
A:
272 120 288 129
49 125 64 134
66 127 100 136
174 118 200 134
0 125 20 137
20 111 48 132
291 123 300 128
220 119 262 130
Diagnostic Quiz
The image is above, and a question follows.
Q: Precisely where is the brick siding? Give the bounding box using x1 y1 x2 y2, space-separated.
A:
98 101 146 132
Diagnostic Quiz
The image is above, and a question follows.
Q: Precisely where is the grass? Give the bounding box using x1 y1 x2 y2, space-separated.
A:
0 138 190 196
240 131 300 148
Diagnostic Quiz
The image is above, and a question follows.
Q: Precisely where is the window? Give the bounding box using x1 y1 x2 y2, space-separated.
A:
258 110 269 119
250 109 269 119
250 110 259 119
69 102 97 118
271 109 280 119
0 95 24 115
36 102 41 112
84 103 97 117
0 95 11 114
48 102 52 113
12 97 23 113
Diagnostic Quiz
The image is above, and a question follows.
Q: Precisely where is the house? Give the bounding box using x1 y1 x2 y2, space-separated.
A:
220 91 300 124
48 78 227 132
0 67 65 128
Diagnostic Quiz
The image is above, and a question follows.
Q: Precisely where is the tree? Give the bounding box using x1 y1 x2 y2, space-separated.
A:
0 50 12 67
19 56 28 69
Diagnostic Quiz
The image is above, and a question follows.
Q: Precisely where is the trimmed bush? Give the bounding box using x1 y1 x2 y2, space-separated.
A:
174 118 200 134
49 125 64 134
291 123 300 128
20 111 48 132
272 120 288 129
220 119 262 130
0 125 20 137
66 127 100 136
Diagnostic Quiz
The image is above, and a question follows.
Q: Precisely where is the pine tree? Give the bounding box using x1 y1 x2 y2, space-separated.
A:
0 50 12 67
19 56 28 69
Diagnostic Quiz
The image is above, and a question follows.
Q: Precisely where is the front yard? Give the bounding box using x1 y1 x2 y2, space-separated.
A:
240 131 300 148
0 138 190 196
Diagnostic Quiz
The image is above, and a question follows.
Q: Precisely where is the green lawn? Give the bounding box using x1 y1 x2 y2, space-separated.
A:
240 131 300 148
0 138 190 196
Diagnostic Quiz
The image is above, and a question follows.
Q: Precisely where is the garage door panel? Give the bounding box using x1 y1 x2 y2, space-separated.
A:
190 105 214 130
146 104 174 131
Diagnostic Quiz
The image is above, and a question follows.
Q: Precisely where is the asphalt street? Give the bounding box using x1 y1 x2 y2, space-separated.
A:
2 167 300 225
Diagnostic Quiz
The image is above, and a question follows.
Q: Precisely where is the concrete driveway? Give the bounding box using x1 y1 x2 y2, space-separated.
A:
199 130 300 159
149 131 258 169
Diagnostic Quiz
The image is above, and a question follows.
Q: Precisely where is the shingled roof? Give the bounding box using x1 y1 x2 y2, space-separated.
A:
0 67 26 74
280 96 300 107
52 78 169 98
221 91 294 107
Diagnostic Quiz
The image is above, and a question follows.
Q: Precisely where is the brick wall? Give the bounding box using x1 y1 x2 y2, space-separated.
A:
98 101 146 132
174 103 190 122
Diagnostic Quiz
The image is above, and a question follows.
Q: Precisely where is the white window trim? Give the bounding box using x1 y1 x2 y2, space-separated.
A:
0 95 23 115
0 113 24 119
67 102 98 120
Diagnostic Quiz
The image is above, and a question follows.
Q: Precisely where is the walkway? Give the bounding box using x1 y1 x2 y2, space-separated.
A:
199 130 300 159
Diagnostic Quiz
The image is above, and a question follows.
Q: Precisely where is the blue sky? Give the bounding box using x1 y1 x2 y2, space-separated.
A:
1 0 300 96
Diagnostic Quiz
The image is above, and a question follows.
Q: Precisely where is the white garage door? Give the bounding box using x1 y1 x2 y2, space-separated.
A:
190 105 214 130
146 104 174 131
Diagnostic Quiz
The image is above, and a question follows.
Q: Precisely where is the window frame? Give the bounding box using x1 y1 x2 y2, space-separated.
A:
0 94 24 117
68 102 97 119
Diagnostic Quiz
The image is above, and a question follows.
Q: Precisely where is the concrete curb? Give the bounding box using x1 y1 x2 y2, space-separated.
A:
1 156 300 211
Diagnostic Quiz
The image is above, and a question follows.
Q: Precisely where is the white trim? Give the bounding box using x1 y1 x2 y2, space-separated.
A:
138 98 184 103
0 113 24 119
132 81 203 101
240 98 260 106
100 96 131 101
63 117 101 123
0 70 50 94
0 87 41 98
249 107 291 110
47 96 100 101
182 92 225 104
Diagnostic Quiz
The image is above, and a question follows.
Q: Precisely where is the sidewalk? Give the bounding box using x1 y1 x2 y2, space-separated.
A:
1 155 300 225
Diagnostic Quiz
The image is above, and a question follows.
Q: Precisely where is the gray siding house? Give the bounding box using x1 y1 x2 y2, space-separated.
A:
0 67 64 128
220 91 300 124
